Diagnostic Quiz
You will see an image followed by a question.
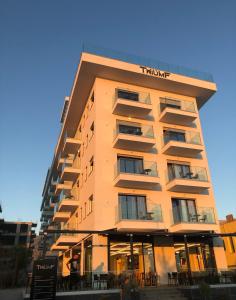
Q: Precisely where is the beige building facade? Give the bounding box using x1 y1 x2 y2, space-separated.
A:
40 46 227 284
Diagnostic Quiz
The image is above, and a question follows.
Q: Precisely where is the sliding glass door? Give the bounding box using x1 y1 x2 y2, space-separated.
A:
172 198 197 223
168 163 191 180
119 194 147 220
119 156 144 174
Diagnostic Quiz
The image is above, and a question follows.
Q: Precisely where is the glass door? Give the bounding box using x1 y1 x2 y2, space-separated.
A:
119 194 147 220
174 242 216 272
119 157 144 174
109 239 155 286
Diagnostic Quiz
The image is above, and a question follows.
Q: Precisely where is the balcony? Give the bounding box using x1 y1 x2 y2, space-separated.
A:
166 166 210 193
41 210 54 219
40 222 49 231
57 155 74 171
51 244 69 251
55 181 72 196
54 234 79 247
49 197 57 209
162 131 203 157
114 160 160 189
115 203 164 232
62 132 82 156
58 191 78 213
60 162 81 182
113 123 155 152
112 88 152 119
159 98 197 126
170 207 218 232
52 211 71 222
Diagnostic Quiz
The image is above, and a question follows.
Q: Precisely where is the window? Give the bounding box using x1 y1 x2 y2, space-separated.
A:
117 89 139 102
167 163 191 181
118 124 142 136
164 130 186 144
88 195 93 214
118 156 144 174
119 194 147 220
89 156 94 175
160 98 181 112
90 122 94 140
172 198 197 223
20 224 28 233
90 92 94 105
228 237 235 253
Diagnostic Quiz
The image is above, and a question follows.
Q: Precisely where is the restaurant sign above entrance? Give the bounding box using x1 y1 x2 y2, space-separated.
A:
140 65 171 79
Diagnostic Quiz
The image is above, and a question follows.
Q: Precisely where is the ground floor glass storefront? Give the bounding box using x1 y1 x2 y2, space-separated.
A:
109 235 156 286
109 239 154 274
173 236 216 273
59 233 221 287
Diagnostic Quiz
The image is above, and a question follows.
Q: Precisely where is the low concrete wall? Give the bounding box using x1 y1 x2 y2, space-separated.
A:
181 284 236 300
24 289 121 300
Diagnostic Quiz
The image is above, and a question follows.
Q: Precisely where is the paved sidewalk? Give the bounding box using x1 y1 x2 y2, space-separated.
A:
0 288 24 300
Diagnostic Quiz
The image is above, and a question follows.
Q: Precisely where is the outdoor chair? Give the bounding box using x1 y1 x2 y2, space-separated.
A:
99 273 108 289
168 272 174 285
93 274 100 289
150 272 160 286
220 271 232 284
172 272 178 285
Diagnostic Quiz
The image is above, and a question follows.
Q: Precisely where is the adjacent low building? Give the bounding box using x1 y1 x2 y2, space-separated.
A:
220 214 236 269
0 218 36 287
40 45 228 284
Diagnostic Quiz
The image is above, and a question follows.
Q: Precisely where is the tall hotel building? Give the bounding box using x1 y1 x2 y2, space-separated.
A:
40 46 227 283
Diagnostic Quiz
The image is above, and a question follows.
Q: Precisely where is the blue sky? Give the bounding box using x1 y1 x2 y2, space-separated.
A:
0 1 235 226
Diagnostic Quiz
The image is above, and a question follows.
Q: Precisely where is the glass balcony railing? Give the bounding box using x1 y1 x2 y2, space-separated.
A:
116 203 163 222
114 123 154 139
61 162 73 172
197 207 216 224
115 160 158 178
163 131 201 146
160 98 196 113
58 189 73 202
167 166 208 182
54 203 59 214
172 207 215 225
56 223 78 238
114 88 151 105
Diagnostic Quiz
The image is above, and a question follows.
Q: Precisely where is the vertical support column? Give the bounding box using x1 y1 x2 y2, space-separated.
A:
92 234 108 273
130 234 134 274
80 240 84 275
184 235 193 285
153 236 177 284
